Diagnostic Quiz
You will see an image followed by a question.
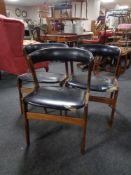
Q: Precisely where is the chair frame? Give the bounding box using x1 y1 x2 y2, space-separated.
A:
69 44 121 127
17 43 68 114
22 47 94 154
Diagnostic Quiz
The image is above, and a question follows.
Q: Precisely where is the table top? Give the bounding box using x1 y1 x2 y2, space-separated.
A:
107 39 131 47
42 33 93 37
23 40 39 46
41 33 93 43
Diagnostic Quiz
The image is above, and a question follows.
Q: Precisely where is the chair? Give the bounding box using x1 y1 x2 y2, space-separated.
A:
17 43 68 114
24 29 32 40
80 30 113 44
67 44 121 127
0 15 48 77
32 26 45 42
22 47 94 154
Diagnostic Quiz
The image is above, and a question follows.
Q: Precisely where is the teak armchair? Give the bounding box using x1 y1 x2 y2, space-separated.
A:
67 44 121 127
17 43 68 114
22 47 94 154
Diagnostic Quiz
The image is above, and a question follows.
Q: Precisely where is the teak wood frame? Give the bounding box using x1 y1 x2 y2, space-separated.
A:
21 48 94 155
69 50 121 127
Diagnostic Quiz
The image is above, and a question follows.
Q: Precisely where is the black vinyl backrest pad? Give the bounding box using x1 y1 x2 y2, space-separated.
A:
24 43 68 54
78 44 121 58
28 47 94 64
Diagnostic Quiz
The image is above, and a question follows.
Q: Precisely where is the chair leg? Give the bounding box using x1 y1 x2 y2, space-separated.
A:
17 78 23 114
45 66 49 72
43 107 48 113
110 92 114 99
60 110 62 116
81 105 88 155
22 102 30 146
108 90 119 128
0 71 2 80
65 110 68 116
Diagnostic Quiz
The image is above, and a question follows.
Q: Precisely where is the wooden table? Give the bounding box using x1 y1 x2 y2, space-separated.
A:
23 40 39 46
108 36 121 42
40 33 93 44
108 40 131 47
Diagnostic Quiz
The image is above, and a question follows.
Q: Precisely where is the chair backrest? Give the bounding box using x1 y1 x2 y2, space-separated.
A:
24 43 68 72
78 44 121 77
28 47 93 63
24 43 68 55
27 47 94 91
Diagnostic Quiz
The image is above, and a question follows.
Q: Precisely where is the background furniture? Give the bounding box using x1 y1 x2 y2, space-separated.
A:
79 30 113 44
41 33 93 46
0 0 6 15
32 27 45 42
0 15 26 76
0 15 48 78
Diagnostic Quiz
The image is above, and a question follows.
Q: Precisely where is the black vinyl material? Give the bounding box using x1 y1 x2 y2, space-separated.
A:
28 47 93 64
78 44 121 58
67 44 120 92
24 48 94 110
68 74 115 92
18 72 65 83
24 86 86 110
20 43 69 84
24 43 68 54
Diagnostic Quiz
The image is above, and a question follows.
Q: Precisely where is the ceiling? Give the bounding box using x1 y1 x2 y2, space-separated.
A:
5 0 65 6
101 0 131 9
5 0 131 9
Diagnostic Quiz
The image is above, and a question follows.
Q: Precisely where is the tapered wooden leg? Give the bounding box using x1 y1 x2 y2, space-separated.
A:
65 110 68 116
22 102 30 146
45 66 49 72
110 92 114 99
44 107 48 114
0 71 2 80
60 110 62 116
17 78 23 114
108 90 119 128
81 105 88 155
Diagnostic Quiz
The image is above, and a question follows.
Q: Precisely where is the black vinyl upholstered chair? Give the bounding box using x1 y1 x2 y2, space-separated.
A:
67 44 121 127
22 47 94 154
17 43 68 114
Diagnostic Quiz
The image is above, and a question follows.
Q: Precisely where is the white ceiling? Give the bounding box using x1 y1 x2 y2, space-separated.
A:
101 0 131 9
5 0 65 6
5 0 131 8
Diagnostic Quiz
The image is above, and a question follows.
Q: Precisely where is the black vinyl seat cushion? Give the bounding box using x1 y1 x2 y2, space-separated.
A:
18 72 66 83
24 86 86 110
68 75 116 92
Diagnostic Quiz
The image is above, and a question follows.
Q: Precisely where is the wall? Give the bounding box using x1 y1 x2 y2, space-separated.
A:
87 0 101 30
6 5 29 19
27 6 40 25
6 5 40 28
5 0 101 33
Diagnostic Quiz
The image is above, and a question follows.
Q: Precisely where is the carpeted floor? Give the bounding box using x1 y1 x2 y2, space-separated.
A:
0 63 131 175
